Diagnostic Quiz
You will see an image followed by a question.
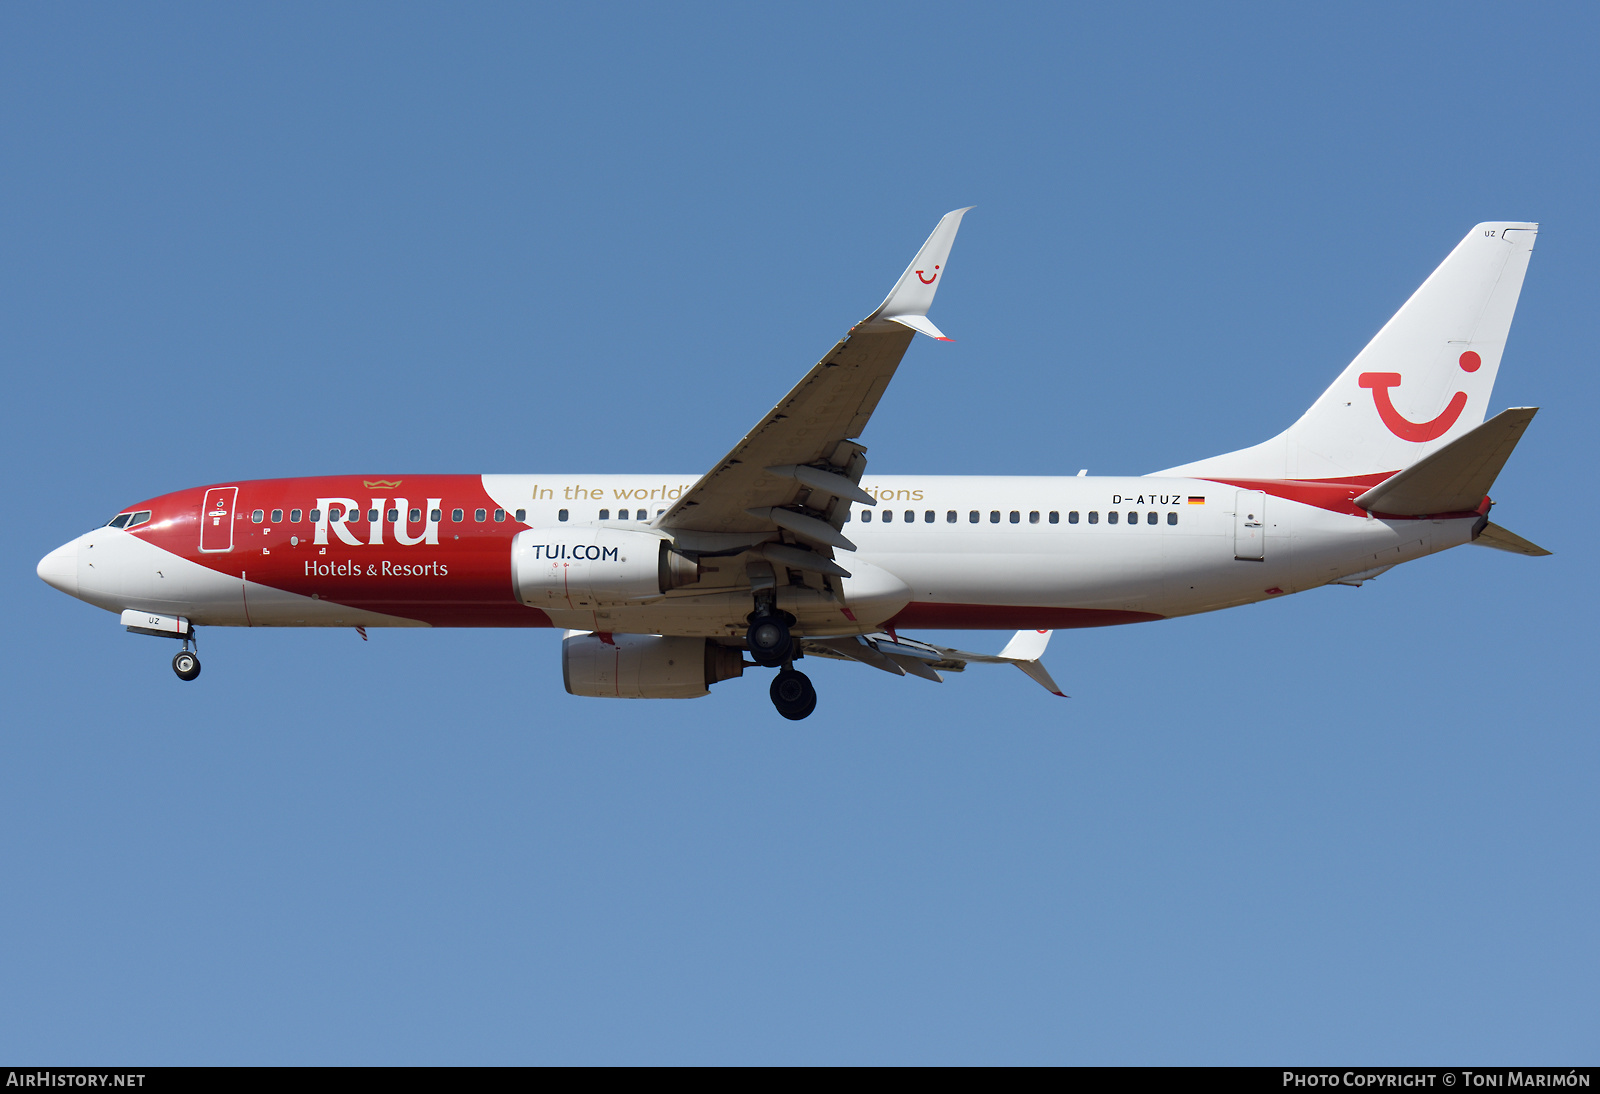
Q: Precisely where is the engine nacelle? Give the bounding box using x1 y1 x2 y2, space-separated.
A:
512 527 700 607
562 632 744 699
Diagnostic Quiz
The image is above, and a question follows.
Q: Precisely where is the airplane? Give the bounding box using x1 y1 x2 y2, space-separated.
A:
35 211 1549 720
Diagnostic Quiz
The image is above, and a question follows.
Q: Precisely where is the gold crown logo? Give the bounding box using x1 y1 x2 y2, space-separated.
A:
363 479 402 489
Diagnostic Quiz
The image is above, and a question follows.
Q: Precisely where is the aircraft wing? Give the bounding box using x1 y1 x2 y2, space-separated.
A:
657 209 972 550
802 629 1066 696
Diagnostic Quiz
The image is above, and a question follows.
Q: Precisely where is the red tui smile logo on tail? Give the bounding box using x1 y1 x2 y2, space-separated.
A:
1359 351 1481 442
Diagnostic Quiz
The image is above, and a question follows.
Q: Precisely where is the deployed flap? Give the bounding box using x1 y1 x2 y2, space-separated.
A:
659 209 970 538
1355 407 1537 515
1472 521 1552 556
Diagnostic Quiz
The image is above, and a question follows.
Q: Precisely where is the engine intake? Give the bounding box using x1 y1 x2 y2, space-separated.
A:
562 632 744 699
513 528 700 608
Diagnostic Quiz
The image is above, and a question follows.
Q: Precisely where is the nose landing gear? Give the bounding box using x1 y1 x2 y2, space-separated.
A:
172 649 201 681
171 628 200 682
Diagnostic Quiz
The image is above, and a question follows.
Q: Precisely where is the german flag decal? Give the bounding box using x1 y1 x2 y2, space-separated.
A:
1188 496 1206 505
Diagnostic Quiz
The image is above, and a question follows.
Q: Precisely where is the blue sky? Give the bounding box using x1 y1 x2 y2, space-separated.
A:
3 2 1596 1064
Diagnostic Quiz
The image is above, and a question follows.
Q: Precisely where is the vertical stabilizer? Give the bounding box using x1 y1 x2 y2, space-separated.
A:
1159 223 1537 480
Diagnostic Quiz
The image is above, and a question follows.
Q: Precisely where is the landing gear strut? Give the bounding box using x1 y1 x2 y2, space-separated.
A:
770 667 817 721
172 628 200 681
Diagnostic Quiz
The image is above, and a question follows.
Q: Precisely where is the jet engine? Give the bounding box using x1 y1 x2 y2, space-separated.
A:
562 632 745 699
512 527 700 608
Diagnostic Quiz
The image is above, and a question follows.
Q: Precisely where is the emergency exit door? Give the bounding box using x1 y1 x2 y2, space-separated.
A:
1234 490 1266 561
200 486 238 553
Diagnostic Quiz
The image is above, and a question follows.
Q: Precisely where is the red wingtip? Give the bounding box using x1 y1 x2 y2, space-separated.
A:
935 337 954 342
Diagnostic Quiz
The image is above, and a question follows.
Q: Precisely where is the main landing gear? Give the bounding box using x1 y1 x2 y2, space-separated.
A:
745 609 794 667
770 667 817 721
746 607 815 720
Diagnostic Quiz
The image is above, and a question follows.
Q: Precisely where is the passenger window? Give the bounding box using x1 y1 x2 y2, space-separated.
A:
451 508 464 522
475 508 487 522
251 509 264 523
366 509 378 521
599 509 610 520
1167 512 1178 525
925 511 935 523
883 510 893 523
861 510 872 522
386 508 398 522
946 510 957 523
1009 511 1020 523
1068 511 1079 524
656 509 665 516
969 511 979 523
409 508 422 522
290 509 303 523
516 508 526 522
1127 512 1137 525
1147 512 1158 525
1089 511 1099 524
990 511 1000 523
347 510 361 523
494 509 505 522
270 509 283 523
1029 511 1040 524
107 514 130 528
558 509 569 522
843 510 851 522
1049 511 1059 524
430 509 441 522
637 509 647 520
310 509 322 522
1108 511 1118 524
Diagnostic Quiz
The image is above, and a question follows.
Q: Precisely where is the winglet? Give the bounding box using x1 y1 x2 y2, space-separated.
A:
998 629 1066 697
860 207 973 338
999 628 1051 661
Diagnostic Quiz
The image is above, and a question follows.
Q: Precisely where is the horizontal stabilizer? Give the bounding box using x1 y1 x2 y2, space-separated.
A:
1472 521 1552 556
1355 407 1537 516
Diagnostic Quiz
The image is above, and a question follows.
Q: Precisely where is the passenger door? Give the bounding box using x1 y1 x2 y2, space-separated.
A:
1233 490 1266 561
200 486 238 553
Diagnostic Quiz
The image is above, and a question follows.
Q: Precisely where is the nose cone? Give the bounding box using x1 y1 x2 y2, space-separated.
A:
37 540 79 597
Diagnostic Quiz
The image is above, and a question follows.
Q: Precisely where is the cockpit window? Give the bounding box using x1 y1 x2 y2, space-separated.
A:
127 511 152 528
107 514 131 528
